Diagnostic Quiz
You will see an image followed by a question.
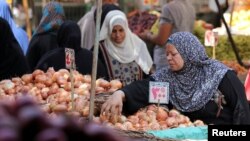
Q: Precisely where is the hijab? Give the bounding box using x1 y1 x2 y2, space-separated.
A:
57 21 81 51
99 10 153 74
33 1 65 36
152 32 229 112
0 17 29 80
0 0 29 54
94 3 121 28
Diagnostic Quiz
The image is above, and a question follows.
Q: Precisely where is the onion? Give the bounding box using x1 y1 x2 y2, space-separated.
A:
11 77 22 84
79 83 91 90
83 75 91 83
82 107 89 117
35 83 46 89
193 120 205 126
52 104 68 113
169 109 180 117
96 78 110 88
109 79 122 89
44 78 53 87
95 87 105 94
21 74 33 84
156 107 168 121
32 69 44 78
118 115 127 123
149 122 160 130
115 123 126 130
166 117 177 128
2 80 15 90
56 76 67 86
147 104 157 111
127 115 139 124
35 74 47 84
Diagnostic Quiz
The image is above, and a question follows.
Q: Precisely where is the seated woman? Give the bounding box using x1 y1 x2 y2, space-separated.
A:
35 21 107 78
0 17 30 81
26 1 65 71
101 32 250 125
97 10 153 86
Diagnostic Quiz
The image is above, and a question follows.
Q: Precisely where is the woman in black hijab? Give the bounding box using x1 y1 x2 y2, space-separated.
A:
0 17 30 81
35 21 107 78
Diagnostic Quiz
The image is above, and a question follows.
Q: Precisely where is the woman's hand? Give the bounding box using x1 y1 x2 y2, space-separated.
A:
101 90 125 117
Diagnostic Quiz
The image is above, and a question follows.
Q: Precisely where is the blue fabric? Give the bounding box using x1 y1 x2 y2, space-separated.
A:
33 1 65 36
147 126 208 140
0 0 29 55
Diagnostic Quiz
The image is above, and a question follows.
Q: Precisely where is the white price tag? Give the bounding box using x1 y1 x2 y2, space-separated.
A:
65 48 75 69
205 30 219 47
149 81 169 104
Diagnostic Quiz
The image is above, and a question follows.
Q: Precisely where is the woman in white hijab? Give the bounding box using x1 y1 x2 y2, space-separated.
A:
97 10 153 86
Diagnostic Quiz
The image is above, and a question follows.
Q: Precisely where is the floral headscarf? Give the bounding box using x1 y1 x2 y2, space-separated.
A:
33 1 65 35
152 32 229 112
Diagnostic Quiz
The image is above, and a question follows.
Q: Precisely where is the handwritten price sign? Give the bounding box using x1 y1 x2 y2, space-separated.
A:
204 30 219 47
149 82 169 104
65 48 75 69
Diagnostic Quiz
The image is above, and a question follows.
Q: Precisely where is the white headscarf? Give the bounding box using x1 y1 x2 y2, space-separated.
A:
99 10 153 74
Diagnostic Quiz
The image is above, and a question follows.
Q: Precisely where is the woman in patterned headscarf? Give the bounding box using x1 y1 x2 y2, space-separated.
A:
101 32 250 124
96 10 153 86
0 0 29 55
26 1 65 71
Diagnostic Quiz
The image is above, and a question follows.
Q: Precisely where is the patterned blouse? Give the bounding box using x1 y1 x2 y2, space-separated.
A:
99 42 143 86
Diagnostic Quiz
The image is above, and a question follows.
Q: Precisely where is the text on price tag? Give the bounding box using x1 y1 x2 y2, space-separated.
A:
65 48 75 69
149 81 169 104
204 30 219 47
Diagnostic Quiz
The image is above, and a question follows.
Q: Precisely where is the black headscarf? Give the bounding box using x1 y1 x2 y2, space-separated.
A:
57 20 81 51
0 17 30 80
36 20 108 78
94 4 121 28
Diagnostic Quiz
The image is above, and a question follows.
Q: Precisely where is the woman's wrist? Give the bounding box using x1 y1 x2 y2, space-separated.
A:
115 90 125 101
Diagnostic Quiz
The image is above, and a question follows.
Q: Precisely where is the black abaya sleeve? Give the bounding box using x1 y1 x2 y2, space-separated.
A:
121 77 155 115
220 70 250 124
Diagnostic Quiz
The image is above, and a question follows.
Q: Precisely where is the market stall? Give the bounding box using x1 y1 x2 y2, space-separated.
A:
0 68 208 141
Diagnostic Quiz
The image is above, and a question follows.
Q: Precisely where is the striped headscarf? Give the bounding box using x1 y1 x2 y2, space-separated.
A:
152 32 229 112
33 1 65 35
0 0 29 54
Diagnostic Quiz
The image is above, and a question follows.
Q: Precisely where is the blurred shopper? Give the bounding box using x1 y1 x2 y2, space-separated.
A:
208 0 229 28
139 0 196 71
0 17 30 81
78 0 119 50
0 0 29 55
26 1 65 71
97 10 153 85
35 21 107 78
245 70 250 104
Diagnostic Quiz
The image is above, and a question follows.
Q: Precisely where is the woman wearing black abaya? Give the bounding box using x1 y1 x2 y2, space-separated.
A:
26 1 65 71
0 17 30 81
35 21 107 78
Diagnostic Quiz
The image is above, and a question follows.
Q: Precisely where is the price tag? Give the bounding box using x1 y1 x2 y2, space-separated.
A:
149 81 169 104
204 30 219 47
65 48 75 69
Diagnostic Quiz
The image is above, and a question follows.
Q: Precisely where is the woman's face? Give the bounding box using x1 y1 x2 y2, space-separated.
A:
111 25 126 44
166 44 184 71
